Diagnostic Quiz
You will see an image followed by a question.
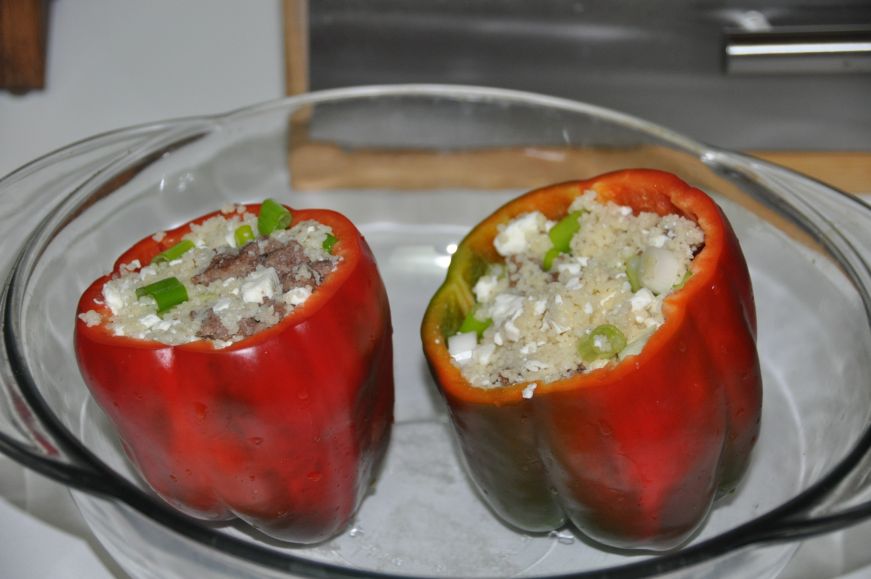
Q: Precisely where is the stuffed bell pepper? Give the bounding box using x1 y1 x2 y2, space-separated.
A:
421 169 761 550
75 200 393 543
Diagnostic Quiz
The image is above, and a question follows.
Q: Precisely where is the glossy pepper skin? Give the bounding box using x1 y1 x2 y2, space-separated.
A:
421 170 762 550
75 203 393 543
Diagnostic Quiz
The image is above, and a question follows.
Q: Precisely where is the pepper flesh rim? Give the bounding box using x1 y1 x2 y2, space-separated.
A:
421 169 730 405
76 203 360 353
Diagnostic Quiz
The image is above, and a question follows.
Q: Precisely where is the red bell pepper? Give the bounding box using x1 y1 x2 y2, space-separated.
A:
75 203 393 543
421 169 762 550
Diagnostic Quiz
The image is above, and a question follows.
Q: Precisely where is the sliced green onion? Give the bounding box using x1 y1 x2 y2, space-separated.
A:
258 199 292 236
152 240 195 264
542 247 561 272
549 211 584 252
136 277 189 313
578 324 628 363
323 233 338 253
625 254 642 292
543 211 583 271
234 224 255 247
458 308 492 339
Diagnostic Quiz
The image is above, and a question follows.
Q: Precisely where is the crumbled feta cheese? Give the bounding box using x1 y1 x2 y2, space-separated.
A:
475 343 495 365
154 319 173 332
284 286 312 306
557 261 582 276
102 284 125 315
490 294 525 325
494 212 543 256
525 360 549 372
630 288 655 312
448 332 477 363
650 234 669 248
241 268 279 304
473 275 499 303
139 314 161 328
120 260 140 273
78 310 102 327
138 266 157 282
547 319 569 334
504 318 522 342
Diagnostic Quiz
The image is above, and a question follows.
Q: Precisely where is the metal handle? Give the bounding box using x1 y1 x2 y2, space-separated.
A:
724 25 871 74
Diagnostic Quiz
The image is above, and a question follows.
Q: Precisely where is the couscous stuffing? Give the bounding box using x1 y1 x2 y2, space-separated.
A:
448 190 704 387
78 203 339 348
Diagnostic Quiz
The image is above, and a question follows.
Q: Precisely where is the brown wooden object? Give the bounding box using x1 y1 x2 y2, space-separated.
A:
283 0 308 96
750 151 871 195
0 0 47 91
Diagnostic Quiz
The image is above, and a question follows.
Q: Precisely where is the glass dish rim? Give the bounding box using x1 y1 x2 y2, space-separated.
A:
1 83 870 579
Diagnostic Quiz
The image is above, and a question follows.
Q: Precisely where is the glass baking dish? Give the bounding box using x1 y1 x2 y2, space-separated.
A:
0 85 869 579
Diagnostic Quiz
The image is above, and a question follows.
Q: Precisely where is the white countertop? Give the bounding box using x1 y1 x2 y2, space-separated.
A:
1 1 869 577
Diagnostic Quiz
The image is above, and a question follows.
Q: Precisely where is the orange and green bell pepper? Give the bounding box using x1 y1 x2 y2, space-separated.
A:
421 169 762 550
75 202 393 543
